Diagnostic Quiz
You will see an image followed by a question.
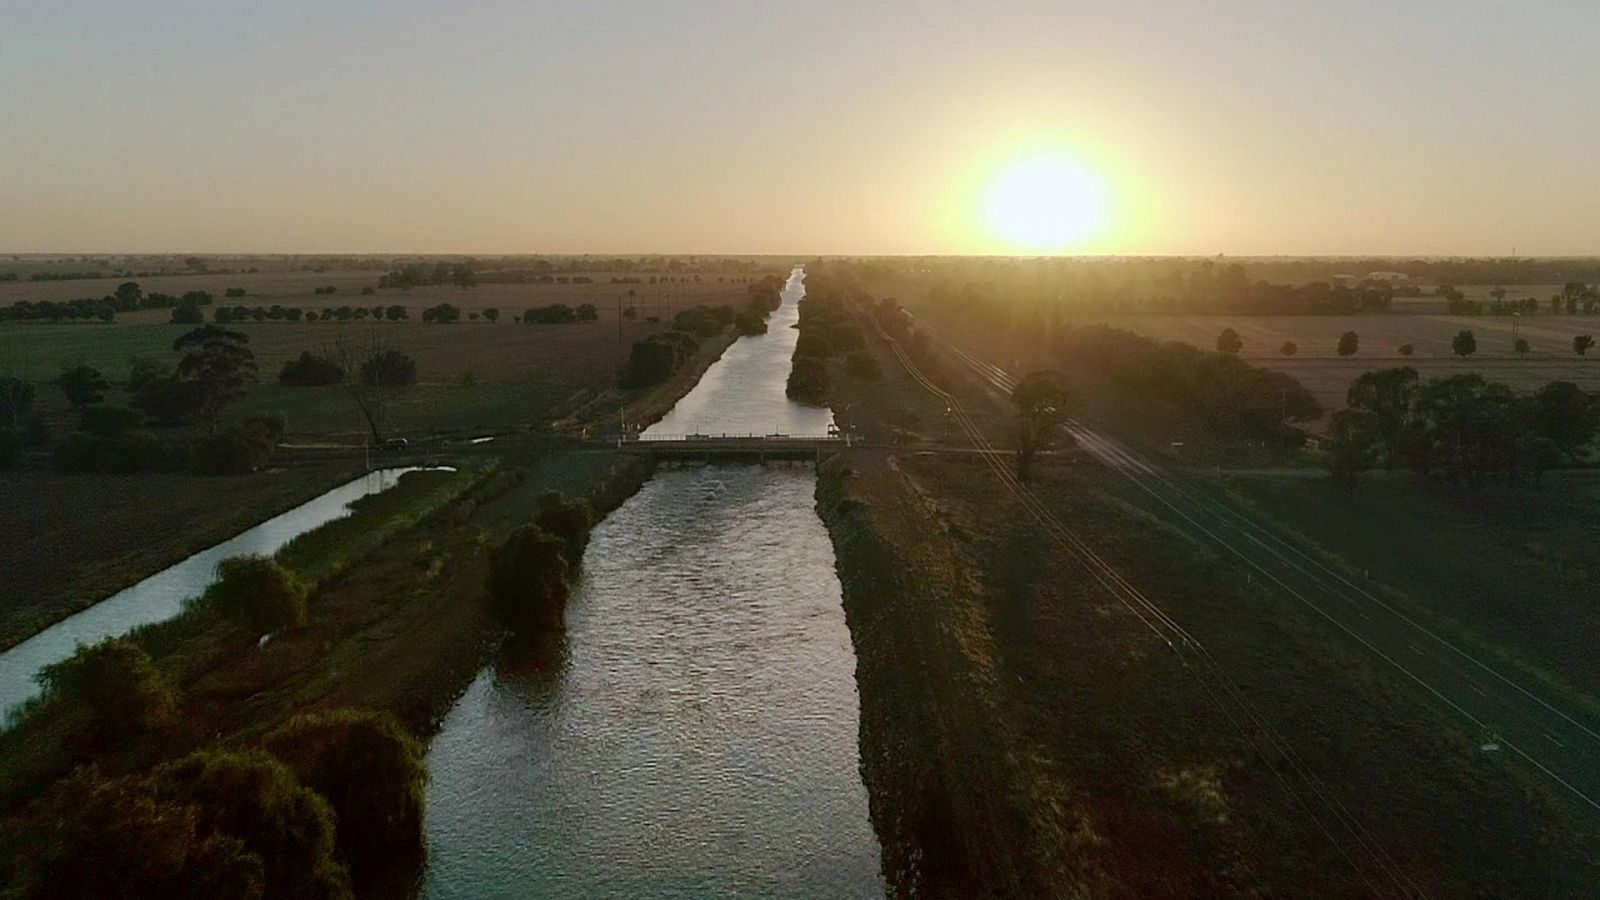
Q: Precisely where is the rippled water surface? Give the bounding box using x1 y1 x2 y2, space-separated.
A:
422 269 883 898
0 467 428 720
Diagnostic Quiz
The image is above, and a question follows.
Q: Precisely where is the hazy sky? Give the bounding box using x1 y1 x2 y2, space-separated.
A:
2 1 1596 255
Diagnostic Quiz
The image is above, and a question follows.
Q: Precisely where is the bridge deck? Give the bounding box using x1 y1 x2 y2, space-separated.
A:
618 434 846 462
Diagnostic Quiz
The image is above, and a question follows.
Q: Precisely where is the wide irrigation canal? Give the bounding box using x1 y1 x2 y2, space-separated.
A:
420 268 884 897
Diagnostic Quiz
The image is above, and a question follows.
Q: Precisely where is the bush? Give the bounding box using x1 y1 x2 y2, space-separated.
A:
58 364 109 407
487 525 571 633
37 637 176 738
150 750 352 899
846 351 882 381
263 709 427 886
672 304 733 337
205 555 309 634
280 351 346 386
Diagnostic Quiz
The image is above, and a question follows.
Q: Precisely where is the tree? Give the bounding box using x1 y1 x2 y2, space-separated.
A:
1279 340 1298 357
1452 329 1477 358
114 280 144 308
487 525 571 633
483 307 500 323
1345 367 1419 465
205 555 308 634
421 302 460 323
1398 343 1415 356
174 325 257 427
171 303 205 324
1011 371 1070 480
0 375 35 427
150 750 352 899
1514 337 1530 355
1575 334 1595 356
1532 381 1598 460
1323 409 1380 488
846 351 882 380
279 351 345 386
1336 331 1359 357
263 709 427 888
36 637 176 738
127 355 165 392
360 349 417 388
384 305 408 321
1216 327 1243 355
58 364 109 407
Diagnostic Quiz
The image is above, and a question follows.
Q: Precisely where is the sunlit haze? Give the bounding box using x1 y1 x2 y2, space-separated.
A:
2 1 1596 255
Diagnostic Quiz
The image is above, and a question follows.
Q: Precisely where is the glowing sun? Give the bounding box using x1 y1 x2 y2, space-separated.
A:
981 152 1110 252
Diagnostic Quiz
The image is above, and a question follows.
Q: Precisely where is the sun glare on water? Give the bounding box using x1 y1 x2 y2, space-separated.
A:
981 152 1111 253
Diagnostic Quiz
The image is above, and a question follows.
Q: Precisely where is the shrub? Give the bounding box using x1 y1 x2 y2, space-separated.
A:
420 302 460 323
37 637 176 737
206 555 309 634
280 351 346 386
1398 343 1415 356
170 303 205 324
263 709 427 886
487 525 571 633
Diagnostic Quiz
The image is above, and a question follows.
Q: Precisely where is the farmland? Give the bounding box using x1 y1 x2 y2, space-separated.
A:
1081 313 1600 420
2 264 783 439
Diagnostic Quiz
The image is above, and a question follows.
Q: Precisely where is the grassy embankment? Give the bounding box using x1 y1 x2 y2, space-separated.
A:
807 269 1599 896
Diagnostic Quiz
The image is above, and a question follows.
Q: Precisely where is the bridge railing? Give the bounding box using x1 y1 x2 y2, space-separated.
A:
621 433 841 443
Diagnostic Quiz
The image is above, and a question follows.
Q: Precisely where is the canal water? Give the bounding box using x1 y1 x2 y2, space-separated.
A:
0 467 436 721
421 269 884 898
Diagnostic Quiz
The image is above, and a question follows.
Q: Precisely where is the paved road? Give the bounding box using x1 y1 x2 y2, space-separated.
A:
937 337 1600 819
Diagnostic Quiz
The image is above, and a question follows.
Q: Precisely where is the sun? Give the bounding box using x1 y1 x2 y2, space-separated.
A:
981 152 1110 253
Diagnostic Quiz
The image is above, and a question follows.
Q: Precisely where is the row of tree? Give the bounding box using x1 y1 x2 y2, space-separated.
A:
1062 325 1323 446
1324 369 1598 488
786 283 872 405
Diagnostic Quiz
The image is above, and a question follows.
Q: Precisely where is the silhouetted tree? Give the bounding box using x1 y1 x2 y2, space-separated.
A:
1337 331 1359 357
1452 329 1477 358
58 364 109 407
1012 370 1070 480
1216 327 1243 354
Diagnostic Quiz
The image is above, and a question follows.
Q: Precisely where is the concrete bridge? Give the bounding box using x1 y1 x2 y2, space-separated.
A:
618 433 846 463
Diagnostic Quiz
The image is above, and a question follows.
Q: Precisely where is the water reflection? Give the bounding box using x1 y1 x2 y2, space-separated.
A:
422 268 882 898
